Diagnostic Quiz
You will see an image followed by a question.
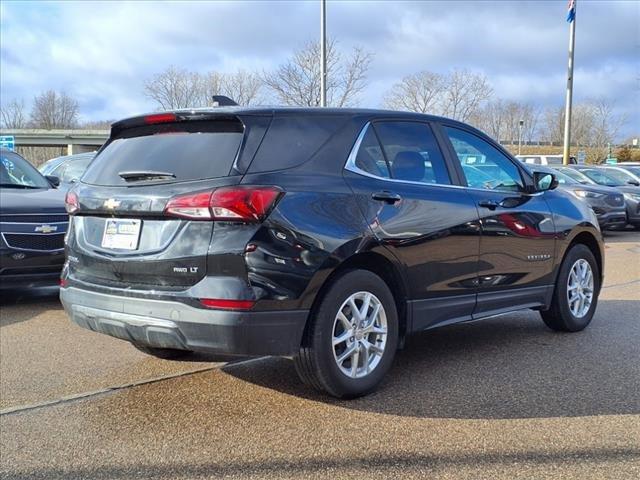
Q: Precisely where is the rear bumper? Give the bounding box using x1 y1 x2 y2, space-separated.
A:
60 286 308 356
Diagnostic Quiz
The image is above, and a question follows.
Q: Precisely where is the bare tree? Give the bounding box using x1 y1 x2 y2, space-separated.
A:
30 90 79 129
442 69 493 122
383 71 445 113
0 98 28 128
590 98 627 158
263 40 373 107
143 66 203 110
145 67 263 109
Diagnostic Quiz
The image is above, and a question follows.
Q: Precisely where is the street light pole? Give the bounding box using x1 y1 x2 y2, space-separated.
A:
518 119 524 155
320 0 327 107
562 0 577 165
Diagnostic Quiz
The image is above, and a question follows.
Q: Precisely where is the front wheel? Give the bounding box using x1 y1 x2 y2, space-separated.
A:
540 244 600 332
294 269 398 398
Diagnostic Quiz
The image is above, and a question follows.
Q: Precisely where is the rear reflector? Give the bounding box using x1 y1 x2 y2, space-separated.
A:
59 278 68 288
144 113 177 124
164 186 282 221
200 299 255 310
65 191 79 214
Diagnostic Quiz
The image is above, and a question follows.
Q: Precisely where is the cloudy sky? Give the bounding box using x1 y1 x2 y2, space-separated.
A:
1 0 638 138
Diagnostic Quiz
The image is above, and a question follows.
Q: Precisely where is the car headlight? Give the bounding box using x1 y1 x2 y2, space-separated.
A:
623 192 640 202
572 190 604 199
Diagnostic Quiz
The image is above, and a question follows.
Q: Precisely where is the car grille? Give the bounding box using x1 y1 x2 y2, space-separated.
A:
2 233 65 251
605 194 624 207
0 214 68 224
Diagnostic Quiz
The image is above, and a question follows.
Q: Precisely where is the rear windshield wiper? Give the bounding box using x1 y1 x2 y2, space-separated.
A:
118 171 176 182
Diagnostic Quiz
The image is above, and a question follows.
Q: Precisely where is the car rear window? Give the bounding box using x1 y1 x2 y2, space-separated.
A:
82 120 243 186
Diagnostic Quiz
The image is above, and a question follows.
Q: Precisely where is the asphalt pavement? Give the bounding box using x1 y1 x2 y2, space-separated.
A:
1 230 639 479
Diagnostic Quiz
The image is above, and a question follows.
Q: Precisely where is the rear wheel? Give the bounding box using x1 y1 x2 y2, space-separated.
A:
294 269 398 398
541 244 600 332
133 344 192 360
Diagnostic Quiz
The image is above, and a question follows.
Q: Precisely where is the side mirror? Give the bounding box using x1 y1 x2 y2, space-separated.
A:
533 172 558 192
627 180 640 186
45 175 60 188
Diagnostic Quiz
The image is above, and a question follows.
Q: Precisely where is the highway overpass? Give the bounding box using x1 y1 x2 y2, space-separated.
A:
0 129 109 154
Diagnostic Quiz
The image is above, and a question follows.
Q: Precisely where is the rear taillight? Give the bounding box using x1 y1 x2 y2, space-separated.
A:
65 191 79 214
164 186 282 222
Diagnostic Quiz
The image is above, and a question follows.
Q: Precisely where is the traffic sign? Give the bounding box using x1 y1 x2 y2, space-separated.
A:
577 150 586 164
0 135 15 151
605 157 618 165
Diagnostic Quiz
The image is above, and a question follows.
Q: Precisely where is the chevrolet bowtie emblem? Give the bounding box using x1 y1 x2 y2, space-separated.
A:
34 224 57 234
103 198 121 209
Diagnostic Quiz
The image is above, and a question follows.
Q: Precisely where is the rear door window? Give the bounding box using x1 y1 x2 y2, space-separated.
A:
372 121 451 185
82 120 243 186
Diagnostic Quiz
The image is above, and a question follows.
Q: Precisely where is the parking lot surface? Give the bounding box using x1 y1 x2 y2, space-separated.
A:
1 231 639 479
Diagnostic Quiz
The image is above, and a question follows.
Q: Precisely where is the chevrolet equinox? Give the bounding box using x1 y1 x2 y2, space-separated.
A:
61 108 604 398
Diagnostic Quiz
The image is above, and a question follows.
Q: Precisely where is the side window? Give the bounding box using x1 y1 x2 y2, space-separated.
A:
354 126 390 178
372 121 450 185
444 126 524 192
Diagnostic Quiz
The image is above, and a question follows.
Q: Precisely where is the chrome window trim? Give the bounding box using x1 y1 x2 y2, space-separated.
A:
344 122 542 196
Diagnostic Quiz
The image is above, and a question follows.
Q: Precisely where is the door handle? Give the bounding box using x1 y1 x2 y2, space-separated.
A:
478 199 499 210
372 191 402 204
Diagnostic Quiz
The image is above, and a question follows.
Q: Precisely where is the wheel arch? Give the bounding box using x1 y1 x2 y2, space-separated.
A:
300 247 410 347
559 228 604 287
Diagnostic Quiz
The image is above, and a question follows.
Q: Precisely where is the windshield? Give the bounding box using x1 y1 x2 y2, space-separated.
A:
82 120 244 186
558 168 594 184
580 168 623 187
605 168 639 184
0 151 50 189
60 157 92 183
550 170 578 185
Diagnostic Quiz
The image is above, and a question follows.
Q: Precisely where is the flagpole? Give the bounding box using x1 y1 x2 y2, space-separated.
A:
562 0 577 165
320 0 327 107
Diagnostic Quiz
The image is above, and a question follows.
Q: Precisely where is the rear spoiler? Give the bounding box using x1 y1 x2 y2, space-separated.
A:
110 111 243 138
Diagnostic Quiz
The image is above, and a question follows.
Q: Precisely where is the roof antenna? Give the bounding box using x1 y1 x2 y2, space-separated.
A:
211 95 238 107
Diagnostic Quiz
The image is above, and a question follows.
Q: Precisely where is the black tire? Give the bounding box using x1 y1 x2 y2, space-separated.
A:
293 269 398 398
132 344 192 360
540 244 600 332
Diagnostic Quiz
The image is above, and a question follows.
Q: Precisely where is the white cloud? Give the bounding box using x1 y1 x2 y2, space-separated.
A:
1 0 637 138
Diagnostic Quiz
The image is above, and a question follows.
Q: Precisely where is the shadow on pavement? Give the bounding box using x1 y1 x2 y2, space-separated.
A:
5 447 639 480
0 287 62 327
224 299 640 419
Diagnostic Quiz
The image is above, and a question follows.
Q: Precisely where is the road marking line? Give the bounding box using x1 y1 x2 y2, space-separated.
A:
0 356 268 416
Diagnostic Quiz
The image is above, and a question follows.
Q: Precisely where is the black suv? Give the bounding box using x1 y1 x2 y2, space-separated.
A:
1 149 68 290
61 108 604 398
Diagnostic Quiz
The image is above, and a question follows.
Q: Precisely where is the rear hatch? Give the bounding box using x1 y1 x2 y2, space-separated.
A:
67 112 270 289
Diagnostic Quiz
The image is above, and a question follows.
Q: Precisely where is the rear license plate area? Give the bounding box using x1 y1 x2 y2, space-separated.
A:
101 219 142 250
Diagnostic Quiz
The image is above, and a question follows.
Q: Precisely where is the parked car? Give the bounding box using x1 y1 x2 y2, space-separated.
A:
0 149 68 290
516 154 576 166
570 166 640 229
531 166 626 230
39 152 95 190
61 108 604 398
612 163 640 182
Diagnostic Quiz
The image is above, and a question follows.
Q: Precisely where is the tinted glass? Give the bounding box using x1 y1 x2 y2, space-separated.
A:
249 116 349 173
605 168 638 183
580 169 621 186
373 122 450 185
82 120 243 186
0 151 50 188
354 126 390 178
445 127 523 192
60 158 92 183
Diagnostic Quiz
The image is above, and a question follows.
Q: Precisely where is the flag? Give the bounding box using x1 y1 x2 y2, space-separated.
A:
567 0 576 23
